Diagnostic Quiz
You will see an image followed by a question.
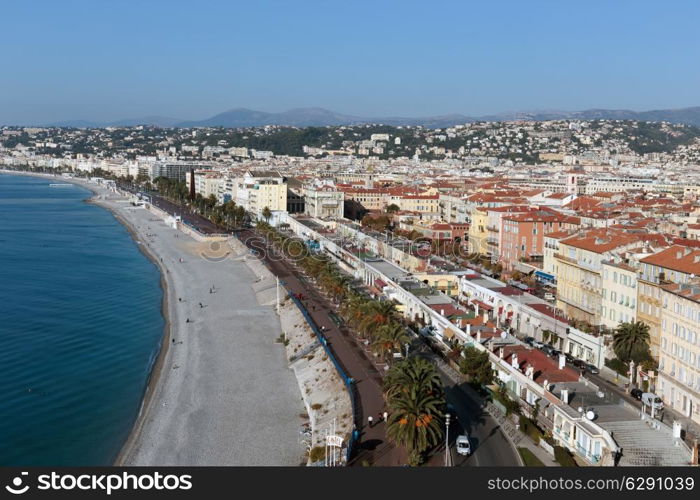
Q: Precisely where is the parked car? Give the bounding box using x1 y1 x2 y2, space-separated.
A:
641 393 664 410
532 340 544 349
573 359 586 369
550 349 562 359
564 353 575 364
541 344 554 355
585 363 600 374
630 388 644 400
524 336 535 346
544 292 556 301
456 435 472 456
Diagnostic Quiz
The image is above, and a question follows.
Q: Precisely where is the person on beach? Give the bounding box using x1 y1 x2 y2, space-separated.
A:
378 411 384 422
383 411 388 422
186 318 190 323
367 416 373 428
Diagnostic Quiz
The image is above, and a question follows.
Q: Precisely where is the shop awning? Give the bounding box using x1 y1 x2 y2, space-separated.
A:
535 270 555 281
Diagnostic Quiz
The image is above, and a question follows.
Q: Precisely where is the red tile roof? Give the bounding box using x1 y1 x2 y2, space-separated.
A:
501 345 580 384
640 245 700 275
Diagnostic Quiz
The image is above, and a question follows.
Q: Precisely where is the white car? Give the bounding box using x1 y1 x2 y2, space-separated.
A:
456 435 471 456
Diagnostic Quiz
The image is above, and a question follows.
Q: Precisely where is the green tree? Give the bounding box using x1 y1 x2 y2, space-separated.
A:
262 206 272 223
613 321 652 363
383 357 442 402
371 323 410 364
359 301 396 340
383 357 445 466
458 346 494 387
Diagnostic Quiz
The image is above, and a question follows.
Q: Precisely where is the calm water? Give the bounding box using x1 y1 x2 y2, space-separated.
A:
0 174 164 465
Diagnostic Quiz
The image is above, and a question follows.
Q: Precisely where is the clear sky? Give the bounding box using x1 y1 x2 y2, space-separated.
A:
2 0 699 124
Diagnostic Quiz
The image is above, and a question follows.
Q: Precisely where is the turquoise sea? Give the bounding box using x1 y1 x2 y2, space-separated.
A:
0 174 164 465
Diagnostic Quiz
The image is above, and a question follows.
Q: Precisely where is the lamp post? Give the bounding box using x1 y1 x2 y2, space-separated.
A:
444 413 452 467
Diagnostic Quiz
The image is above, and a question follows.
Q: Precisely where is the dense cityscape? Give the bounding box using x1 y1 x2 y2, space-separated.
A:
4 115 700 468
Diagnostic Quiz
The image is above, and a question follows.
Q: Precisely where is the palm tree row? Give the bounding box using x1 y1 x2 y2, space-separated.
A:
258 224 445 465
257 223 410 364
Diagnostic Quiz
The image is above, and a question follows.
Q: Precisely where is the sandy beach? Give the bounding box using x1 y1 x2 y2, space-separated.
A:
3 172 306 466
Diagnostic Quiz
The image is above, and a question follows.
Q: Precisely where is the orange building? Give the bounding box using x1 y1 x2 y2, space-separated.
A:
500 213 576 270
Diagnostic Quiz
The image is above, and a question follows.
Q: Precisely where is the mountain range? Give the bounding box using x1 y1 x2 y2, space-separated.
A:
42 106 700 129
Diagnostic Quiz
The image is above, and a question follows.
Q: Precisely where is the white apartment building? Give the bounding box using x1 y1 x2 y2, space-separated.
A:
303 185 344 219
235 170 287 218
600 260 638 329
658 283 700 424
583 176 655 195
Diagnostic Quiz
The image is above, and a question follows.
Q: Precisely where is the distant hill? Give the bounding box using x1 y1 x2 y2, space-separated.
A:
38 105 700 128
46 115 182 128
177 107 366 127
175 106 700 128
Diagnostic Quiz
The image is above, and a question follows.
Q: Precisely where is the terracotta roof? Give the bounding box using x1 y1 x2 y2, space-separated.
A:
639 245 700 275
545 230 575 239
501 346 580 384
560 229 643 253
547 192 572 199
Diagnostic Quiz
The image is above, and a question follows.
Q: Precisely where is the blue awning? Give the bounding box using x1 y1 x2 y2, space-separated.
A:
535 270 555 281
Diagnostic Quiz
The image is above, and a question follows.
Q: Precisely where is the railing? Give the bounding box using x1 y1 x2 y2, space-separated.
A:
287 292 359 464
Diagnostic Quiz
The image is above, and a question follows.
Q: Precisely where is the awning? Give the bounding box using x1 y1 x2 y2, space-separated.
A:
443 328 457 340
535 270 555 281
514 262 535 274
374 279 387 289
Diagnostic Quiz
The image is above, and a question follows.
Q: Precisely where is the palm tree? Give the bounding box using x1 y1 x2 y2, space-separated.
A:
326 274 351 303
340 293 369 328
262 206 272 224
384 358 445 466
359 301 396 340
613 321 651 363
371 323 410 364
383 357 443 402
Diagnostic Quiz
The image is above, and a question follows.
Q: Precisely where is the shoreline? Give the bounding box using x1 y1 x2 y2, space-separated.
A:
103 205 172 466
1 170 306 465
0 170 172 465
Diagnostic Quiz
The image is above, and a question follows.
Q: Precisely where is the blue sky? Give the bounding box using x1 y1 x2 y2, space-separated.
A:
2 0 699 124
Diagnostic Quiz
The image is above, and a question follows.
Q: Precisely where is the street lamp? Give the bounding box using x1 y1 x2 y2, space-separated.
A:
444 413 452 467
